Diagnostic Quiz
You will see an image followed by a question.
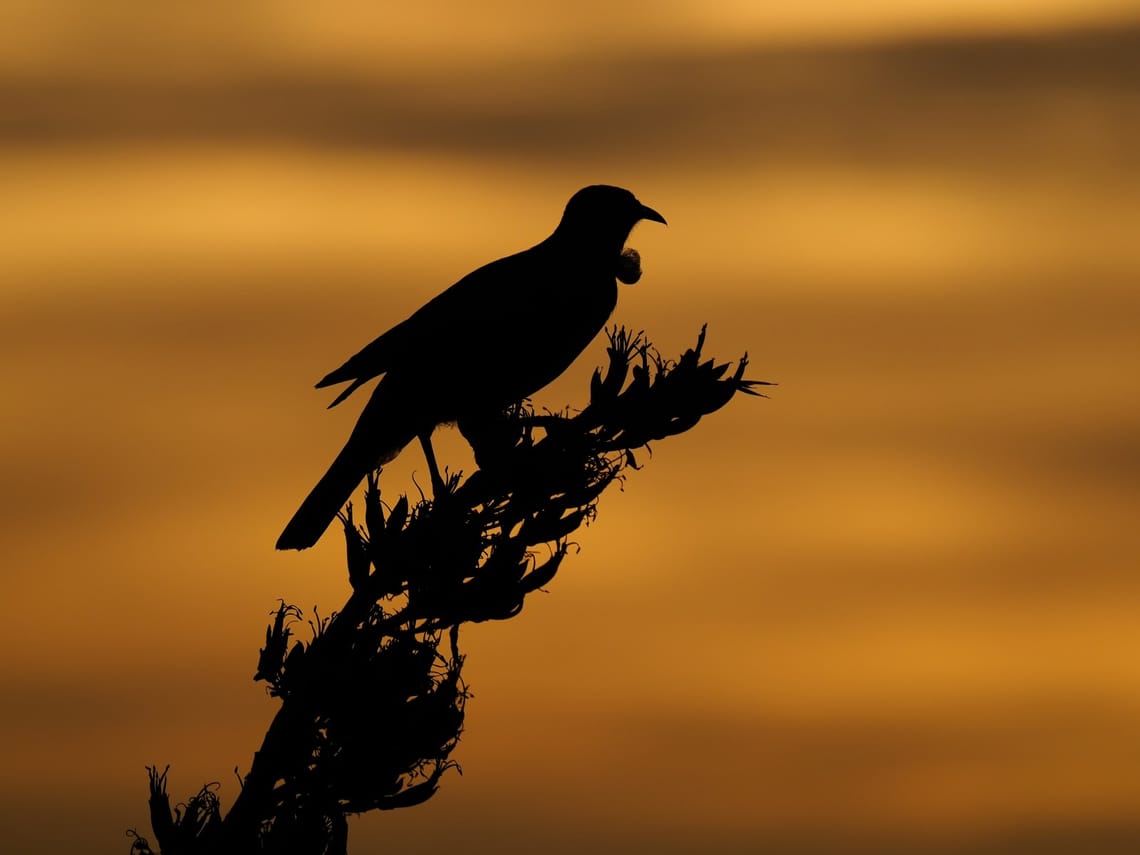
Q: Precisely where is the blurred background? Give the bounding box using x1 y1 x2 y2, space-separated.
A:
2 2 1139 853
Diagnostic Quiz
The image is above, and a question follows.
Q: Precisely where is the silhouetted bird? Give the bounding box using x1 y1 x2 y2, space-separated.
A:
276 185 666 550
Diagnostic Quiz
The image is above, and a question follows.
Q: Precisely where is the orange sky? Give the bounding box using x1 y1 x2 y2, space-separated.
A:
2 4 1140 854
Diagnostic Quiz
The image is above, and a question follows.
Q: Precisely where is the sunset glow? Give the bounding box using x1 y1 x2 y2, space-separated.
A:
2 3 1139 854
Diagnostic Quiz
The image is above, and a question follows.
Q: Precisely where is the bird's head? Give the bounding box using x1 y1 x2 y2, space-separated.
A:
554 185 666 281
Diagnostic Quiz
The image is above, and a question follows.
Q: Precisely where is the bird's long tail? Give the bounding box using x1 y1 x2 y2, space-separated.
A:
276 449 363 550
276 412 416 551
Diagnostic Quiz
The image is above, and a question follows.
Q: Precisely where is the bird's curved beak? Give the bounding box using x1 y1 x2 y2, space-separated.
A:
638 204 667 226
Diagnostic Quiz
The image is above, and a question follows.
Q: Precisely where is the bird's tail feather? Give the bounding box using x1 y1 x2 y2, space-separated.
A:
275 451 362 551
276 428 413 551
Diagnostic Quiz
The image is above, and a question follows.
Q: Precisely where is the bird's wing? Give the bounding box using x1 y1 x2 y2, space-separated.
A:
315 317 415 407
315 247 543 408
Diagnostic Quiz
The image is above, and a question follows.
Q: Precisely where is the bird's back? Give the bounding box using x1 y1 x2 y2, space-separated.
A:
319 238 619 420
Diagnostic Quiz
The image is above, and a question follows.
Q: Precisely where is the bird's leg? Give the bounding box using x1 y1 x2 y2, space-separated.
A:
417 430 447 497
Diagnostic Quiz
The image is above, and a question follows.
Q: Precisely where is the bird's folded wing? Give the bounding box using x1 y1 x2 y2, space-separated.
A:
314 250 540 407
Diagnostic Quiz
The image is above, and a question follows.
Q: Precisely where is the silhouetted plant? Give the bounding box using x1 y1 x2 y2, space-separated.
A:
130 327 765 855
